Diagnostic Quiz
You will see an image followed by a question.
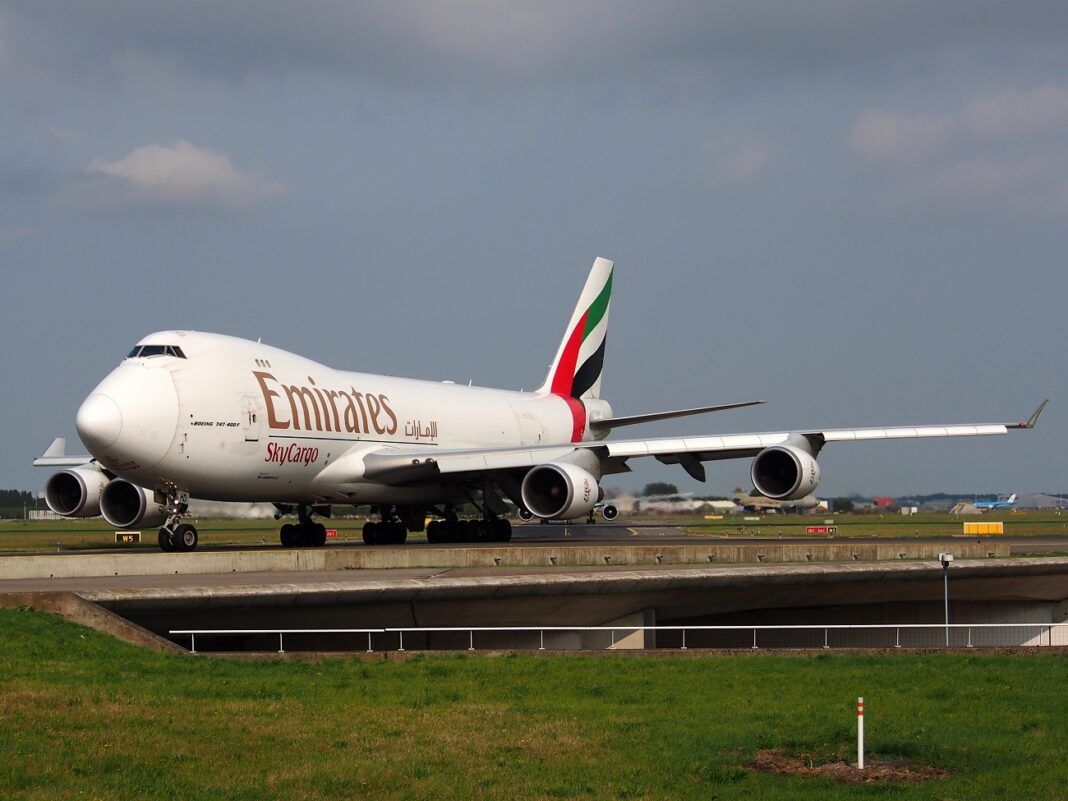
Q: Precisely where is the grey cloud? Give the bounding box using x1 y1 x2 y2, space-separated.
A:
701 136 776 185
849 110 953 163
963 85 1068 141
4 2 1068 89
901 153 1068 218
68 140 283 210
850 84 1068 217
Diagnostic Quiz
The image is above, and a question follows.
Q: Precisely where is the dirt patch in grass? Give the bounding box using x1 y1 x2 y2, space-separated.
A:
745 748 948 784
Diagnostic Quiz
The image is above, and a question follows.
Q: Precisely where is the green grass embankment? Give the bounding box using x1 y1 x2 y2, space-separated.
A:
1 608 1066 800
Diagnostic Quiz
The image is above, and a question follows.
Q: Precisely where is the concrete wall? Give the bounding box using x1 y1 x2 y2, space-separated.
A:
0 540 1011 581
94 558 1068 652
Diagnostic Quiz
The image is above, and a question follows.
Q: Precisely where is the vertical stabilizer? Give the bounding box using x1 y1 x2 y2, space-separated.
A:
537 257 613 400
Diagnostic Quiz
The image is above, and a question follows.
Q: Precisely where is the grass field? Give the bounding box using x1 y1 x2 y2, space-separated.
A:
1 511 1067 553
682 510 1068 539
1 608 1067 800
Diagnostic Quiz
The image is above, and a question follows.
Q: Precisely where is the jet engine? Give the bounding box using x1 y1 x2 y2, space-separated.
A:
750 445 822 501
100 479 166 529
45 466 110 517
600 503 619 521
521 462 601 520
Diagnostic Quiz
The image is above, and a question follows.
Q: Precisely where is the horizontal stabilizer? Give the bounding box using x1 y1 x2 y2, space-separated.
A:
590 400 764 432
33 437 93 467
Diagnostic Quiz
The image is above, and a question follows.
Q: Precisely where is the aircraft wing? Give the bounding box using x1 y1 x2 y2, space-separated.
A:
362 401 1047 485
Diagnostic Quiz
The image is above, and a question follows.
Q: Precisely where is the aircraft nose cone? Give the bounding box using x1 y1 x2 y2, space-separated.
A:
76 393 123 451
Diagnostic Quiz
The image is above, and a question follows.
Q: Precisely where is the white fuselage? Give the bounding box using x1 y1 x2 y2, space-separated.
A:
76 331 610 505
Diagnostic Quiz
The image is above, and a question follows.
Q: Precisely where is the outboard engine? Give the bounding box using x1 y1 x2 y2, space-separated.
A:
751 445 822 500
45 466 110 517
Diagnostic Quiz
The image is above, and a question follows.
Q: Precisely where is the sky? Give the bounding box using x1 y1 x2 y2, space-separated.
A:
1 2 1065 498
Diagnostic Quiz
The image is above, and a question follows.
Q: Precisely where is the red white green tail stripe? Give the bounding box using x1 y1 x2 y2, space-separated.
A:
540 258 613 401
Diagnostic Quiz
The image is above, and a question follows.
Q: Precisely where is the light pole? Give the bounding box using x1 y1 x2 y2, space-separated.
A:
938 552 954 646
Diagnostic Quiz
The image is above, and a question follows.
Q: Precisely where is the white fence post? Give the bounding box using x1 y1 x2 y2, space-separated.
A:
857 697 865 770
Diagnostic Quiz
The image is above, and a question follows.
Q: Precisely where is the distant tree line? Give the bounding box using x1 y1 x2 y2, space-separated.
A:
0 490 36 519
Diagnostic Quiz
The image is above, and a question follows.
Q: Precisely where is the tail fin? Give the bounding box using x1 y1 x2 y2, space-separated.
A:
537 257 613 400
1008 493 1017 503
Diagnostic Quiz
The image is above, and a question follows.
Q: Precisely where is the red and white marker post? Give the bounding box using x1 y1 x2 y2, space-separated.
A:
857 697 865 770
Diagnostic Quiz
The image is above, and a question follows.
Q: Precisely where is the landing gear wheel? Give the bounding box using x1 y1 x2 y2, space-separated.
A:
158 528 176 552
362 521 379 545
280 523 297 547
426 520 445 544
491 519 512 542
363 521 406 545
312 522 327 547
174 523 199 552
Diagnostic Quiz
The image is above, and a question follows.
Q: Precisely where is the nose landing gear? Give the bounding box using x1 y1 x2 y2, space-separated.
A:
158 491 197 552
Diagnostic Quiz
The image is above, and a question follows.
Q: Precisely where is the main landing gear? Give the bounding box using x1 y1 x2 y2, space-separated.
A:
158 491 198 552
359 505 512 545
425 517 511 544
278 505 328 548
362 520 407 545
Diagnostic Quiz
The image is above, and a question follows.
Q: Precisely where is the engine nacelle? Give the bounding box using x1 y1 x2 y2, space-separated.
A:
45 466 110 517
751 445 822 501
521 462 601 520
100 479 166 529
600 503 619 521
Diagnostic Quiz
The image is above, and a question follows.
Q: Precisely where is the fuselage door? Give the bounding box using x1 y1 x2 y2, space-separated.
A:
241 396 261 442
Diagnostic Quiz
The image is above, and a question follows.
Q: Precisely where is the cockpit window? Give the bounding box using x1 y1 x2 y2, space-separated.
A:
126 344 187 359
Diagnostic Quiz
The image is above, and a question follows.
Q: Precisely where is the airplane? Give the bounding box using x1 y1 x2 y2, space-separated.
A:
731 487 821 514
34 257 1048 552
974 493 1017 510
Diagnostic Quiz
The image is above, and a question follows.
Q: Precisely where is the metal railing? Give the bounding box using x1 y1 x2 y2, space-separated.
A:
169 622 1068 654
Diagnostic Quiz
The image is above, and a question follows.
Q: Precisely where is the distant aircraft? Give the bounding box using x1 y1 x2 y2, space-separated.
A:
732 487 821 513
974 493 1017 510
34 257 1047 552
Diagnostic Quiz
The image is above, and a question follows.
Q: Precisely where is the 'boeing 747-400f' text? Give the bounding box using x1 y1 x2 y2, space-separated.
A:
34 258 1047 552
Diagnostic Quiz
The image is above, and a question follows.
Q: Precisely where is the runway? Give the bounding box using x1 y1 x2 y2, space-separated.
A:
5 521 1066 557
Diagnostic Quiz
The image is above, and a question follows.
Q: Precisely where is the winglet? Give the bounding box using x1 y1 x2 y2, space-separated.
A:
1008 400 1049 429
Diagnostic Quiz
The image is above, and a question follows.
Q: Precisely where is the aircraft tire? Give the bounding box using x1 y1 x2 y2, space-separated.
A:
460 519 477 543
158 528 175 552
493 519 512 542
362 522 378 545
389 523 407 545
280 524 297 547
312 522 327 547
426 520 441 544
174 524 199 552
